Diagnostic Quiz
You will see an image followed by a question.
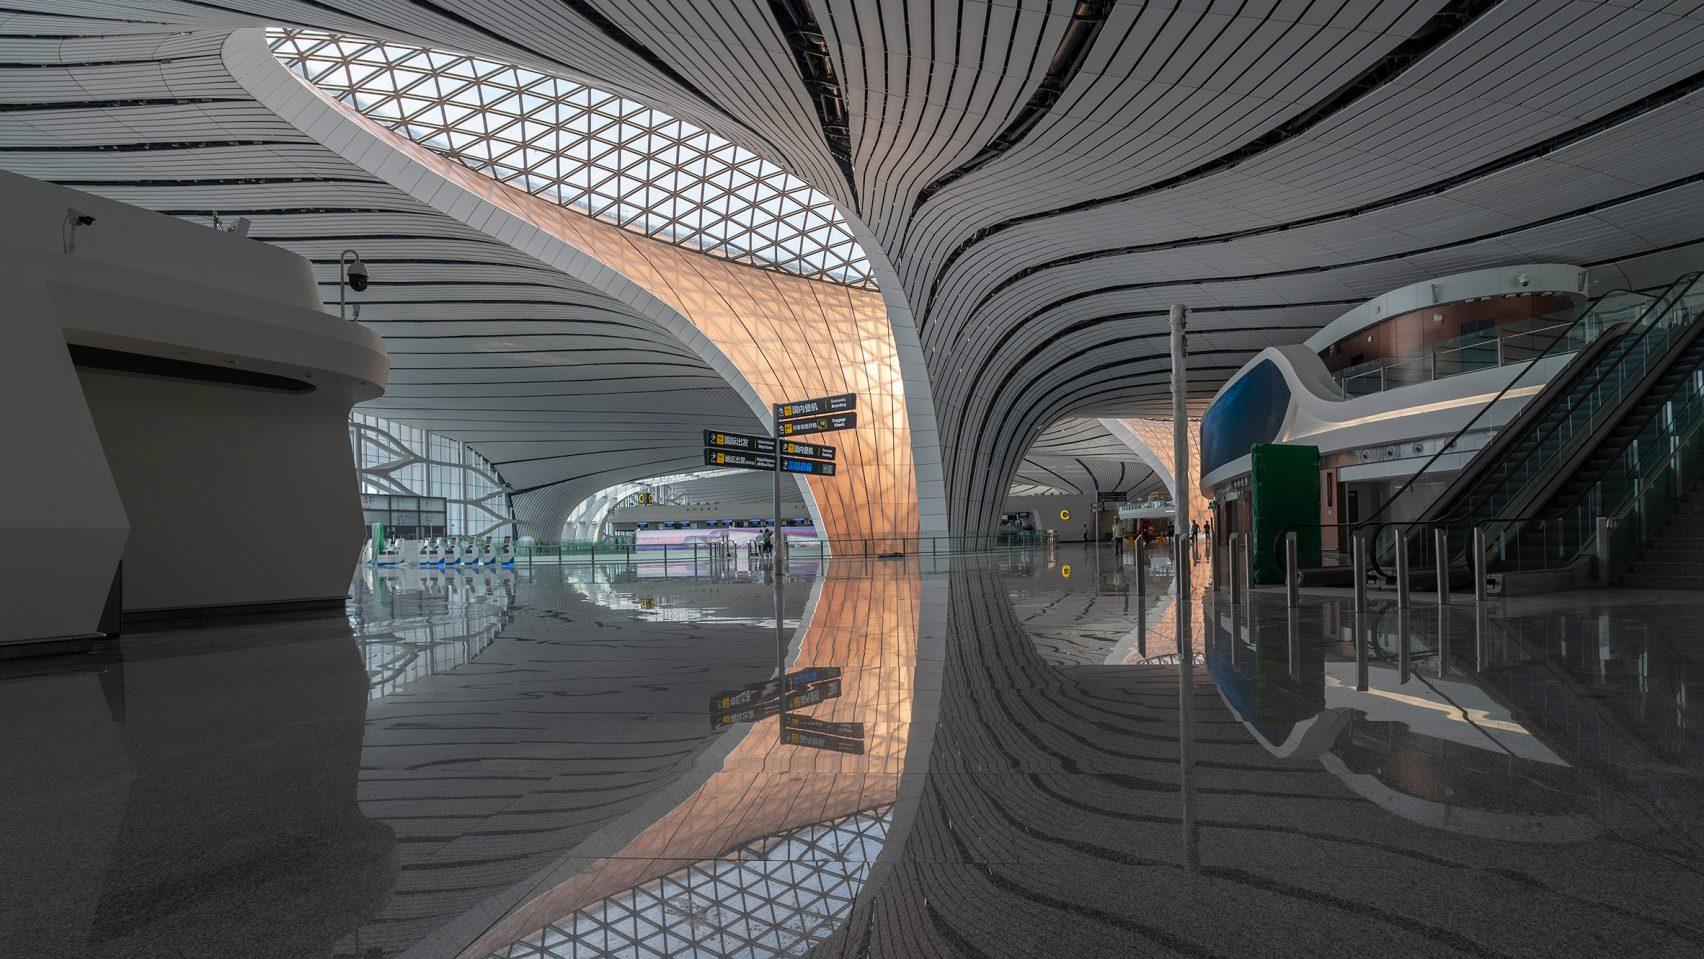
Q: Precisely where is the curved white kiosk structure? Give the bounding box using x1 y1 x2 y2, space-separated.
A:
1 170 387 649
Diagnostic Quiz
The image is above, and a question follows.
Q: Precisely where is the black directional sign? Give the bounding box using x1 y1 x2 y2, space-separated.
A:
779 439 835 461
777 393 855 420
781 457 836 476
704 429 776 454
782 714 864 739
704 449 775 471
778 411 856 437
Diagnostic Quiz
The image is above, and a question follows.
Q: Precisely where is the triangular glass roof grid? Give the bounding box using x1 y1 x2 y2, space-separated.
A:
269 27 875 289
485 805 891 958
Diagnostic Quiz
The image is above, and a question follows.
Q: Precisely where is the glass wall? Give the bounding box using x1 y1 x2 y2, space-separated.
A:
348 413 514 538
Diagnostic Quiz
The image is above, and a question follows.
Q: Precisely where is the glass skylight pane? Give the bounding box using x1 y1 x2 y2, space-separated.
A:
268 26 873 289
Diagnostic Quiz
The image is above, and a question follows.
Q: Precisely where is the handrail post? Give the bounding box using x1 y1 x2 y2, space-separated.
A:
1228 533 1240 601
1595 515 1611 585
1240 534 1253 601
1471 527 1488 603
1352 533 1367 613
1434 528 1450 606
1285 531 1299 608
1395 528 1411 610
1136 537 1146 596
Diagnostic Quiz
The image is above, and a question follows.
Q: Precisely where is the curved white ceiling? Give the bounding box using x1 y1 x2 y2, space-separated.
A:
6 0 1704 535
268 26 875 288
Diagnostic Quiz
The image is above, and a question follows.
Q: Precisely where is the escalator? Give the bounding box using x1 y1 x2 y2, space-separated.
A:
1294 283 1653 588
1369 272 1704 589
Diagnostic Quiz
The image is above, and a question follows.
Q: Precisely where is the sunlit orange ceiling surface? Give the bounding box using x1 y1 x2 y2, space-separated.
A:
290 69 919 547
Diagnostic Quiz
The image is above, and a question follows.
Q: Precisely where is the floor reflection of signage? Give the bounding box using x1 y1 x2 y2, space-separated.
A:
777 393 856 419
779 439 835 461
709 668 843 726
777 412 856 437
781 457 836 476
782 714 864 739
711 679 843 727
781 727 865 755
704 449 777 471
704 429 776 454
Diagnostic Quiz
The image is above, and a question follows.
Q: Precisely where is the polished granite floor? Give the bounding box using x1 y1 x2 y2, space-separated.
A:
3 545 1702 958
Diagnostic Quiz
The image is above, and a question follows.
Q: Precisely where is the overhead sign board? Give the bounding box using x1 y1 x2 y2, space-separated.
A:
781 457 836 476
779 439 834 461
777 393 855 420
704 449 776 471
778 412 856 437
705 429 776 454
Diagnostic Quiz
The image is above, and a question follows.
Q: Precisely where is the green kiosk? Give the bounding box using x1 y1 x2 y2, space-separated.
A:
1248 443 1321 585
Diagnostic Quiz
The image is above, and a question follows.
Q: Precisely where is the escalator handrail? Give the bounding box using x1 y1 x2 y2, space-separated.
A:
1359 285 1648 539
1349 286 1655 576
1442 272 1704 525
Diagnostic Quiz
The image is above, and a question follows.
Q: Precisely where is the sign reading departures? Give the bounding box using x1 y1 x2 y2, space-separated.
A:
704 429 776 454
705 449 776 471
701 394 856 476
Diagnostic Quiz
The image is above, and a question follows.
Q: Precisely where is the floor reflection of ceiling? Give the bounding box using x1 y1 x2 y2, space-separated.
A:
462 565 921 958
490 805 891 959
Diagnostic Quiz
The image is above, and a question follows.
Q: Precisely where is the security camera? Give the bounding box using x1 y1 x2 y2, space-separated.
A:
346 256 370 292
63 208 97 254
1517 273 1530 288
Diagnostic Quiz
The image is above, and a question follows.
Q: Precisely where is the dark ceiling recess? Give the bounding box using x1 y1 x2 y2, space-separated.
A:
67 344 316 393
766 0 860 210
911 0 1116 212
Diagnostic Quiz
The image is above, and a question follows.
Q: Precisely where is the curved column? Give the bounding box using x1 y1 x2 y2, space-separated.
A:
227 29 930 546
1101 416 1209 519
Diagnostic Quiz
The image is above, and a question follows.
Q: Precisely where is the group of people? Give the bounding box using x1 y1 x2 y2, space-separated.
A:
1107 518 1210 557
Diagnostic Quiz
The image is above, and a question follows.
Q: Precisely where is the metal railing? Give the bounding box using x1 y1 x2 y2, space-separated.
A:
1345 286 1656 563
1334 317 1595 398
514 531 1045 566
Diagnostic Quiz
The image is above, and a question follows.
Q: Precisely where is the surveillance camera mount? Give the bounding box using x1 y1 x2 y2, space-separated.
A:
63 207 96 254
338 248 369 321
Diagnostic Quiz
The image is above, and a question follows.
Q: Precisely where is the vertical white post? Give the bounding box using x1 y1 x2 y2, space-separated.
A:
1434 528 1451 606
1395 528 1411 609
1285 531 1299 608
1472 526 1488 603
1228 533 1240 600
1352 533 1367 612
1170 303 1197 871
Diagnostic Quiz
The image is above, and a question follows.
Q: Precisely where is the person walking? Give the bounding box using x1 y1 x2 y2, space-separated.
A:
1110 517 1125 557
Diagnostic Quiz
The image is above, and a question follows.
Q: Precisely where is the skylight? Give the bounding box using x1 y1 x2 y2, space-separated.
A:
268 28 875 289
